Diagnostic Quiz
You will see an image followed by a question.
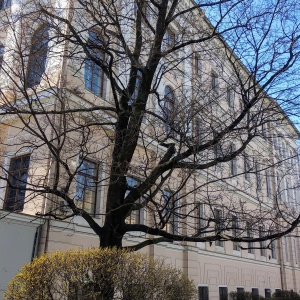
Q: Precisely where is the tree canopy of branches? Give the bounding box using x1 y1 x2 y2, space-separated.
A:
0 0 300 250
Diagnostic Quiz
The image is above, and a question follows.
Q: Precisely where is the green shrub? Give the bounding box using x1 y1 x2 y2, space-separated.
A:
229 291 264 300
271 290 300 299
4 248 196 300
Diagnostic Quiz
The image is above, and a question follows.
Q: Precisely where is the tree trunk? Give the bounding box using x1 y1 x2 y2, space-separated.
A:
100 226 123 249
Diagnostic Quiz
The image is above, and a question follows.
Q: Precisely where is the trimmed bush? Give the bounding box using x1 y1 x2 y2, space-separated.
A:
4 248 196 300
270 290 300 299
229 291 264 300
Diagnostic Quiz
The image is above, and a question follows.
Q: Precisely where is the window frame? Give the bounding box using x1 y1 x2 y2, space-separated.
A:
163 28 175 48
0 44 4 69
244 153 251 181
270 234 277 259
215 208 224 247
293 238 298 264
232 215 240 251
246 222 255 254
129 70 142 105
125 176 145 225
163 189 179 235
265 289 271 299
252 288 259 299
195 55 201 76
259 226 266 257
195 202 205 237
4 154 31 212
219 286 228 300
285 235 289 262
236 287 245 300
265 170 273 198
198 286 209 300
227 87 234 109
211 71 219 92
26 25 50 88
230 144 238 176
84 30 105 97
162 85 176 137
256 162 262 192
75 158 99 216
0 0 11 10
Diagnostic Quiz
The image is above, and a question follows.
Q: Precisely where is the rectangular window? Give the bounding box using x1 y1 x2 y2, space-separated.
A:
244 153 251 181
271 238 277 259
232 215 240 251
163 190 179 235
285 236 289 262
84 31 104 96
259 227 266 256
252 288 259 300
237 288 245 300
75 158 98 215
195 56 201 75
0 0 11 9
219 287 228 300
126 177 144 225
227 87 234 109
261 122 268 137
266 170 273 198
230 145 237 176
213 131 222 160
215 209 224 247
294 238 298 264
211 72 219 92
247 222 254 254
198 286 209 300
129 70 142 105
4 154 30 212
275 289 281 297
273 134 279 151
256 162 262 192
265 289 271 298
194 118 205 144
196 203 205 237
164 28 175 47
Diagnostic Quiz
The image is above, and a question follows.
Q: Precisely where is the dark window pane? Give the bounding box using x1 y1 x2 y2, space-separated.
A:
27 26 49 88
4 154 30 212
252 288 259 300
75 159 98 215
198 286 209 300
84 31 104 96
219 287 228 300
0 0 11 10
265 289 271 298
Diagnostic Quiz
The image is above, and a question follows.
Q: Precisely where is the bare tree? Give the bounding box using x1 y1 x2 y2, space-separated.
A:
0 0 300 253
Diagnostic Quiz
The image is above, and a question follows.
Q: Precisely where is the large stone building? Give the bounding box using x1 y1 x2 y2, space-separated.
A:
0 0 300 299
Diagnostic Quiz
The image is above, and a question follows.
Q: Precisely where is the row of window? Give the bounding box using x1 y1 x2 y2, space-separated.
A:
3 154 298 265
197 206 278 258
2 155 101 214
0 27 105 96
198 286 280 300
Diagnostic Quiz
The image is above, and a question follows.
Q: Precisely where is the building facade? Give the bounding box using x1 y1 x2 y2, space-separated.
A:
0 0 300 299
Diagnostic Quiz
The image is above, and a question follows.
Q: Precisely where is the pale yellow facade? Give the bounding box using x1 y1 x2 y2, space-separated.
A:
0 0 300 299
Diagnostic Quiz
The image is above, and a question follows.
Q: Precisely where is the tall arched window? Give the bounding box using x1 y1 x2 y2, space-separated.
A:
27 25 50 88
163 86 175 135
84 30 104 96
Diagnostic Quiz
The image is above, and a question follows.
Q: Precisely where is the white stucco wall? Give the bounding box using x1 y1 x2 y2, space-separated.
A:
0 212 41 298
